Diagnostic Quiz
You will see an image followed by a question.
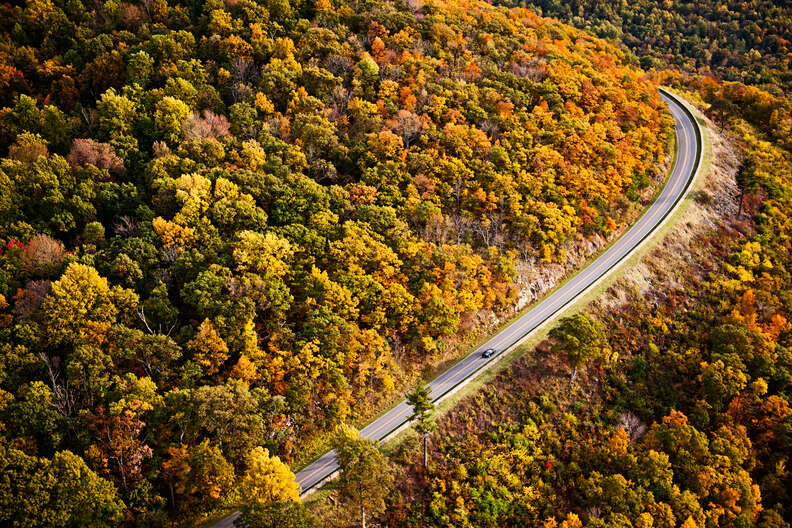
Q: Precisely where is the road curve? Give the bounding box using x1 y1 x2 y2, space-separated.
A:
211 89 701 528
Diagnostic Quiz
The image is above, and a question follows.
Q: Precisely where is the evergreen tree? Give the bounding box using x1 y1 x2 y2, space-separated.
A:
407 383 436 472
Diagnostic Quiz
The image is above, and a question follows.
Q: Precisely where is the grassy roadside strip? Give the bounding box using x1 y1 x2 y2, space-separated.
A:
380 89 711 453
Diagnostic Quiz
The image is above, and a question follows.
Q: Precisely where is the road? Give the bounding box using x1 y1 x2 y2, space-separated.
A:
211 89 701 528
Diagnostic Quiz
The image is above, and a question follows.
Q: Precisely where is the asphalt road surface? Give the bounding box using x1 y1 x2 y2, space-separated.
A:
211 89 700 528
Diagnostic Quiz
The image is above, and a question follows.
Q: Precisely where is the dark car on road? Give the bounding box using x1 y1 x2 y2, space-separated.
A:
481 348 497 359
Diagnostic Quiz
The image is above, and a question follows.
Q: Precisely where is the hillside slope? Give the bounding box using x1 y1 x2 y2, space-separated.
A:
509 0 792 94
0 0 671 524
373 84 792 528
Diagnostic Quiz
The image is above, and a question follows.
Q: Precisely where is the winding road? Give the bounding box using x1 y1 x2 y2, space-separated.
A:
211 89 701 527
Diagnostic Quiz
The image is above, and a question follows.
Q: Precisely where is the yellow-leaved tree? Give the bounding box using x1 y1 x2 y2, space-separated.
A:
42 263 136 345
187 318 229 377
239 446 300 504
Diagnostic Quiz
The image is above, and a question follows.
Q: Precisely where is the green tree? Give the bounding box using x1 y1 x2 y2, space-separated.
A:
141 282 179 333
331 425 393 528
127 51 154 87
0 445 124 528
154 96 190 144
0 154 97 234
95 89 137 140
187 381 267 462
549 313 611 380
5 381 64 453
406 383 435 472
83 221 105 246
353 54 379 99
48 451 125 526
735 156 760 218
108 325 182 383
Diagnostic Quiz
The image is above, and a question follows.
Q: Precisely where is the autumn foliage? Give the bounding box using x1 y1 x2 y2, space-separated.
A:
0 0 674 524
379 79 792 528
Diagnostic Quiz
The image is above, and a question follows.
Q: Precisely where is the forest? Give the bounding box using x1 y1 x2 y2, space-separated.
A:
360 2 792 527
377 77 792 528
508 0 792 96
0 0 673 525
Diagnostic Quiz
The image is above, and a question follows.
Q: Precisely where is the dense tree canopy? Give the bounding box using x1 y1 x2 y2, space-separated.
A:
374 78 792 528
509 0 792 95
0 0 673 523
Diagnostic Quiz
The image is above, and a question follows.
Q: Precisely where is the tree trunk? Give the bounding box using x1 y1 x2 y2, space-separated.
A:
571 364 577 380
168 481 175 511
423 434 428 472
737 190 745 218
361 506 366 528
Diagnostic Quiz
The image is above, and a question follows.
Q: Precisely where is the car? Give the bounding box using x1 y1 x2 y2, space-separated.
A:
481 348 497 359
